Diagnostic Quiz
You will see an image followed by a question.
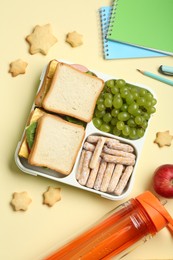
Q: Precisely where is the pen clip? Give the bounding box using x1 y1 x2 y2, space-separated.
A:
159 65 173 76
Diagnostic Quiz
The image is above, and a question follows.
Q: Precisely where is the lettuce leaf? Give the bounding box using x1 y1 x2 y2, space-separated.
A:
26 122 37 149
65 116 86 127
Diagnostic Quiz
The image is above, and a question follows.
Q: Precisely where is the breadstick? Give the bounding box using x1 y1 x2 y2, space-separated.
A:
101 153 135 166
100 163 115 192
76 150 86 180
87 135 102 143
78 151 92 186
87 135 119 144
107 164 124 193
114 165 134 195
103 145 136 159
83 142 95 152
105 138 120 145
107 141 134 153
94 160 107 191
86 157 101 188
89 137 106 169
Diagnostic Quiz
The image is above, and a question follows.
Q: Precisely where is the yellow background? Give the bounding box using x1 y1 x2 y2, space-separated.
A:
1 0 173 259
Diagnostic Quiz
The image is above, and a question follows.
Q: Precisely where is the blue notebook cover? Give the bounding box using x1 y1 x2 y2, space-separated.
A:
100 6 166 60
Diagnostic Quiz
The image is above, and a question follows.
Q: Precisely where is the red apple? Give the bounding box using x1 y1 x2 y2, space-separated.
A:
153 164 173 198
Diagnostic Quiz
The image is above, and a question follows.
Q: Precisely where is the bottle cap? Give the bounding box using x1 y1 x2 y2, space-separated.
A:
136 191 173 234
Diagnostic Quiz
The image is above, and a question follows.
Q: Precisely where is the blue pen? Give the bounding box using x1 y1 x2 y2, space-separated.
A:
137 69 173 86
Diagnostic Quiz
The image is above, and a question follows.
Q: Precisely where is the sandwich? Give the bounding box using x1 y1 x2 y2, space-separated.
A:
19 108 85 175
18 59 104 176
35 61 104 123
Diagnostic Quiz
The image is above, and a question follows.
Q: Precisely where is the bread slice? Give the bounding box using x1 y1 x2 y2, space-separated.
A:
35 59 58 106
42 62 104 122
28 114 85 175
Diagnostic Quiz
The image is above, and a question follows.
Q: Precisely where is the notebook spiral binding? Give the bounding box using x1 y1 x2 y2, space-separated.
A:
99 8 111 58
107 0 118 37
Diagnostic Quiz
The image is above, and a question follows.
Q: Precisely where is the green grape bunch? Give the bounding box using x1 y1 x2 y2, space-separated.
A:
92 79 157 140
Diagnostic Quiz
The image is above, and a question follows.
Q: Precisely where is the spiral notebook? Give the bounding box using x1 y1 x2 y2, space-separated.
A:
100 6 166 59
107 0 173 55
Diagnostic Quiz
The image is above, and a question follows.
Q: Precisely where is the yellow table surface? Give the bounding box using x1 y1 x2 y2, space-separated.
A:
1 0 173 259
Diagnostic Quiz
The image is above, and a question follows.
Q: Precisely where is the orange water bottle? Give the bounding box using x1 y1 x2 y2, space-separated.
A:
44 191 173 260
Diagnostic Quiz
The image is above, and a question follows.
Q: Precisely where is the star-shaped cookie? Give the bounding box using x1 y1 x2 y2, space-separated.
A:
9 59 28 77
43 186 61 207
11 191 32 211
66 31 83 47
154 130 173 147
26 24 57 55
